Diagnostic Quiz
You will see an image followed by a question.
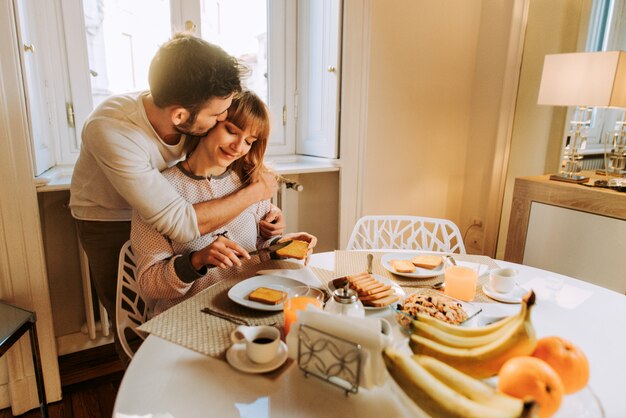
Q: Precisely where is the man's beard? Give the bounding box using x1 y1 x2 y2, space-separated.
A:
174 123 211 138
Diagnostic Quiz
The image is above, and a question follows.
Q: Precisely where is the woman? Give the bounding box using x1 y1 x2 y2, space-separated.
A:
131 91 316 315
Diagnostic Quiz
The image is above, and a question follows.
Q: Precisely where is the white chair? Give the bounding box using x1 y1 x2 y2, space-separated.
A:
346 215 466 254
116 240 150 359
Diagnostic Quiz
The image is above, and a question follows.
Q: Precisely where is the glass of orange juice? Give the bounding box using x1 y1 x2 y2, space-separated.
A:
444 265 478 301
283 286 324 336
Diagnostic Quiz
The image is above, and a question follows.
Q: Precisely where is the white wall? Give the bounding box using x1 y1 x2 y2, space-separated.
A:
354 0 590 259
363 0 480 222
356 0 516 255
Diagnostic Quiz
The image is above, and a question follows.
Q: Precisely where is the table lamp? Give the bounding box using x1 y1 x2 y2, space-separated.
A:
537 51 626 183
604 113 626 177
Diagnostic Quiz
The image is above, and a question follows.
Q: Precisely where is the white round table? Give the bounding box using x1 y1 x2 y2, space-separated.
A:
113 252 626 418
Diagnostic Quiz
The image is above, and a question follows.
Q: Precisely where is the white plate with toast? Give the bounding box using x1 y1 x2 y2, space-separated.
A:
332 272 406 310
381 252 444 278
228 275 308 311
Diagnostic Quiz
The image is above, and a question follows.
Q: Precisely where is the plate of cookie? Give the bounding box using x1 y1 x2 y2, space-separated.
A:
330 272 406 310
392 290 482 330
228 275 308 311
381 252 445 278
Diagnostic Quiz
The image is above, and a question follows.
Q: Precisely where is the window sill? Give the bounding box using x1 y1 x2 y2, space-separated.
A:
265 155 340 175
35 156 341 193
35 165 75 192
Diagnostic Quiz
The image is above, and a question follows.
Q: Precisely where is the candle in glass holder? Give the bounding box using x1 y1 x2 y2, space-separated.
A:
444 266 478 301
283 286 323 335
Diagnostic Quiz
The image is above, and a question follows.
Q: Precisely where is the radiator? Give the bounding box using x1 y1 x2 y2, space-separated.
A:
76 233 111 340
275 175 304 209
581 156 604 170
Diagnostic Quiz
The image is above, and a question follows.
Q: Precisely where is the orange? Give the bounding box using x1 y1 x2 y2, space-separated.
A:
532 336 590 394
498 356 564 418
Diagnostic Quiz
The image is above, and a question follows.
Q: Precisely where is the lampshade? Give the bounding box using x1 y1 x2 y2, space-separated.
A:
537 51 626 108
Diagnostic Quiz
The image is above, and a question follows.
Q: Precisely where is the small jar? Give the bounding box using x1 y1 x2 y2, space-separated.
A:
324 287 365 318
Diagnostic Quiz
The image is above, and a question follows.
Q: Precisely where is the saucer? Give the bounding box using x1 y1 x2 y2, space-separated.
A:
226 341 288 373
482 283 527 304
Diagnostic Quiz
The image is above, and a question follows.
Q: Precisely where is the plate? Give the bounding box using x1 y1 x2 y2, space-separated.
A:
226 341 288 373
392 290 483 331
554 386 605 418
482 283 527 304
381 252 444 278
228 275 308 311
363 274 406 311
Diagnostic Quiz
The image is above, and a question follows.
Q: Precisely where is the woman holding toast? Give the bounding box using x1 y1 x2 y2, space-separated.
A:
131 91 316 315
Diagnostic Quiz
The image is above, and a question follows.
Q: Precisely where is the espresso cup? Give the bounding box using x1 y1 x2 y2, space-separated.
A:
489 268 518 293
230 325 281 364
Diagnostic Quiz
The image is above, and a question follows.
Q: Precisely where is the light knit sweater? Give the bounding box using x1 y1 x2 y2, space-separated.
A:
69 91 200 243
130 164 273 315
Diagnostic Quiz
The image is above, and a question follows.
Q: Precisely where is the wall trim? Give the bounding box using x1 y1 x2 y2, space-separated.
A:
338 0 371 248
0 0 61 413
484 0 530 258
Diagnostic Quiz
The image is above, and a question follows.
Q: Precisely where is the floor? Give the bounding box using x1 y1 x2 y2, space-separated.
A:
0 344 125 418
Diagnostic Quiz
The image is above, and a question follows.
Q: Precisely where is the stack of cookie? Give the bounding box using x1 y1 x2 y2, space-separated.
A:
346 272 399 307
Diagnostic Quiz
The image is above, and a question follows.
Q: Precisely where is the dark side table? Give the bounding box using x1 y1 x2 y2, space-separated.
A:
0 301 48 417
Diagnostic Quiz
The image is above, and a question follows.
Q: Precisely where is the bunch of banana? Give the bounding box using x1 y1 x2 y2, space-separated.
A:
409 290 537 379
383 349 536 418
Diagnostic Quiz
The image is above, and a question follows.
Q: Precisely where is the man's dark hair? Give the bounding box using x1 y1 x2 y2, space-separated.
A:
149 33 245 109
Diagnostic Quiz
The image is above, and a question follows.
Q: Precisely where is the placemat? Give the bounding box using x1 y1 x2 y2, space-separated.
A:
138 258 334 359
334 250 501 303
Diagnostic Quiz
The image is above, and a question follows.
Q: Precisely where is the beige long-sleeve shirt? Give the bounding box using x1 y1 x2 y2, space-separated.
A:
69 91 200 242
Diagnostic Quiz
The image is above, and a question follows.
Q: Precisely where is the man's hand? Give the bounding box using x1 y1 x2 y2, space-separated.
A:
190 236 250 269
278 232 318 265
251 171 278 201
260 205 285 238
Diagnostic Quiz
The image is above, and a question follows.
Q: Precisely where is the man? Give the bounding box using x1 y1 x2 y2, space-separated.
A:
69 33 284 362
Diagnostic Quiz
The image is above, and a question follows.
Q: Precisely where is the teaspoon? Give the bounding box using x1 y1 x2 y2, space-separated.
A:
403 281 445 290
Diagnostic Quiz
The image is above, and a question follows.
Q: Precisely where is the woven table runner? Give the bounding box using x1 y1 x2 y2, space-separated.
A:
334 250 501 303
138 258 335 358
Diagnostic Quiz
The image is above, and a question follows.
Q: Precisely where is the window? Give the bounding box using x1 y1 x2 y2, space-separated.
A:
15 0 339 176
296 0 341 159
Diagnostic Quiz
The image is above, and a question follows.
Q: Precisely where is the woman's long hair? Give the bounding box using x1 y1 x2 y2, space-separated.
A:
227 91 271 185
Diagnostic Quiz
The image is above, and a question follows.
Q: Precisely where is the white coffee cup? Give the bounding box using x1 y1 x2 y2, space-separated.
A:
489 268 518 293
230 325 281 364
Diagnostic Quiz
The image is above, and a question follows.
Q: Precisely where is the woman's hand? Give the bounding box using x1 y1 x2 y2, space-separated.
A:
279 232 318 265
190 236 250 269
260 205 285 237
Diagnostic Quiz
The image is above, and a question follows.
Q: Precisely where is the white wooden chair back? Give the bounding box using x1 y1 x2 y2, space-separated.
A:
346 215 466 254
116 240 150 359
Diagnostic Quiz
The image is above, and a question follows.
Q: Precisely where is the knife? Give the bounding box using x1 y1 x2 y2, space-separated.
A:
204 240 293 269
248 240 293 257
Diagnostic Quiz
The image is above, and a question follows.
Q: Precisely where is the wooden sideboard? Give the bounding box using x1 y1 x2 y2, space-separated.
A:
505 172 626 293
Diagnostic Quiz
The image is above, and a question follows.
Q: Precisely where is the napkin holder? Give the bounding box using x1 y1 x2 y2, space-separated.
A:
297 324 362 395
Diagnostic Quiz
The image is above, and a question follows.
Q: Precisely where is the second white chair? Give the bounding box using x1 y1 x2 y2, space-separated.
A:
346 215 466 254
